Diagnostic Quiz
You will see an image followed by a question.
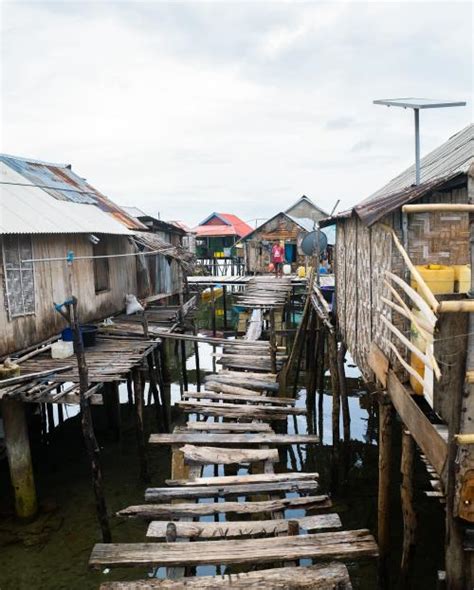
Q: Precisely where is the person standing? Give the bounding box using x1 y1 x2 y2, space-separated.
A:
271 240 285 278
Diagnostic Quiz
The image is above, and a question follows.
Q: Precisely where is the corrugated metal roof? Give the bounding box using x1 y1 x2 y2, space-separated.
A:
320 124 473 227
0 162 134 235
195 212 253 238
133 231 194 268
0 154 146 230
121 206 148 219
285 195 329 217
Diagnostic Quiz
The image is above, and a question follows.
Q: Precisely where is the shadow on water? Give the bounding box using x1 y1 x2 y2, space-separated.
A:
0 296 445 589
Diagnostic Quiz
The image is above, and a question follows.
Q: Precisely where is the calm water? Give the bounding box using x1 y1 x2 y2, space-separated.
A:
0 297 444 589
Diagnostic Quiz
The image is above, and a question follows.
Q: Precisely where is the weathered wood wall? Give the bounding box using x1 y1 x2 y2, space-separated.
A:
334 183 469 381
244 214 307 274
0 234 137 356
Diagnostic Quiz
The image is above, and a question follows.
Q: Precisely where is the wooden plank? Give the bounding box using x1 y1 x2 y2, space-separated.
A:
204 382 266 396
166 471 319 487
116 495 332 519
145 479 319 501
387 370 448 476
180 444 279 465
182 391 296 406
98 563 353 589
90 529 377 568
184 421 273 433
368 343 390 389
149 432 318 446
177 401 305 417
147 513 341 539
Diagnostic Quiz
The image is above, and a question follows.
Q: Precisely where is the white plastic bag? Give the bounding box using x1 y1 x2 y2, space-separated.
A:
125 294 144 315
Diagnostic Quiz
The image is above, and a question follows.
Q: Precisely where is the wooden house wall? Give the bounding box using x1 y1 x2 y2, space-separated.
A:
0 234 137 357
407 186 469 265
333 181 468 383
244 214 306 273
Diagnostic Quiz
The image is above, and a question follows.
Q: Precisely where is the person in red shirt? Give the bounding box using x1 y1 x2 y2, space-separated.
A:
271 241 285 278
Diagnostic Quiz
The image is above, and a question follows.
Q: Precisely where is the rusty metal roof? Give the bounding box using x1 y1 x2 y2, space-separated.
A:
320 124 473 227
0 154 146 231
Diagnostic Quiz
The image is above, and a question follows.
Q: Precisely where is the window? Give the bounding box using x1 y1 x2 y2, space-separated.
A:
93 242 110 293
2 235 36 319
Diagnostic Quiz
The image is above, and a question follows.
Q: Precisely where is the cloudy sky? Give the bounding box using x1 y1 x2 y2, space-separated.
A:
1 1 472 227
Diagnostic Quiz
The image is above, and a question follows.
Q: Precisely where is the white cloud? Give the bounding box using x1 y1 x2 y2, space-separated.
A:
0 1 472 225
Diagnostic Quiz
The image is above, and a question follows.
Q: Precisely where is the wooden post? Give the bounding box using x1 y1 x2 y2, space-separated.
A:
2 399 38 519
66 297 111 542
132 366 149 482
378 393 393 587
180 338 188 392
210 286 217 336
102 382 121 442
445 172 474 590
269 307 277 375
192 323 201 392
222 285 228 329
337 341 350 442
155 346 170 433
147 351 164 432
400 430 417 584
46 403 55 437
327 329 341 449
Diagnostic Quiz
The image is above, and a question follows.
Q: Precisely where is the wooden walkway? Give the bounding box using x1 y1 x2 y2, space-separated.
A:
89 276 377 588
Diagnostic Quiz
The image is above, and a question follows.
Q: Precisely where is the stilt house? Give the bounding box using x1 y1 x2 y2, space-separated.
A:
320 124 474 583
241 196 332 274
0 154 190 356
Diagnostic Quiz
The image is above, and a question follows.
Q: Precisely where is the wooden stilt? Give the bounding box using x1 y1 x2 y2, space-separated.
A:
56 386 64 425
46 402 55 437
210 286 217 337
180 339 189 392
126 374 133 408
337 342 350 442
378 394 393 587
103 382 121 442
193 323 201 392
327 329 341 450
132 366 149 482
60 297 111 542
400 430 417 584
147 352 164 432
269 308 278 375
2 399 38 519
223 285 228 329
154 347 170 432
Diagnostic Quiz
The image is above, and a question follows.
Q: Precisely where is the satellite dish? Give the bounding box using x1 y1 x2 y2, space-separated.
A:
301 230 328 256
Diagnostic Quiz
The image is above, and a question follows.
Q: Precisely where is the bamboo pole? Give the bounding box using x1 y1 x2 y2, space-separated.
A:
381 294 433 341
381 224 440 313
385 272 438 327
402 204 474 214
438 300 474 313
381 315 441 380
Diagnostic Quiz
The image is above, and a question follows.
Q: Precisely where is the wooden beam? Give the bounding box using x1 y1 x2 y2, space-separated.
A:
149 433 319 446
402 204 474 214
116 495 332 519
146 513 341 539
145 479 319 501
90 529 377 568
166 471 320 487
98 563 353 589
387 370 447 476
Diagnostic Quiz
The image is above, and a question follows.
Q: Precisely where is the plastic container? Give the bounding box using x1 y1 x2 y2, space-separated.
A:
453 264 470 293
61 327 74 342
81 325 98 347
51 340 74 359
297 266 306 278
283 264 291 275
413 264 454 296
